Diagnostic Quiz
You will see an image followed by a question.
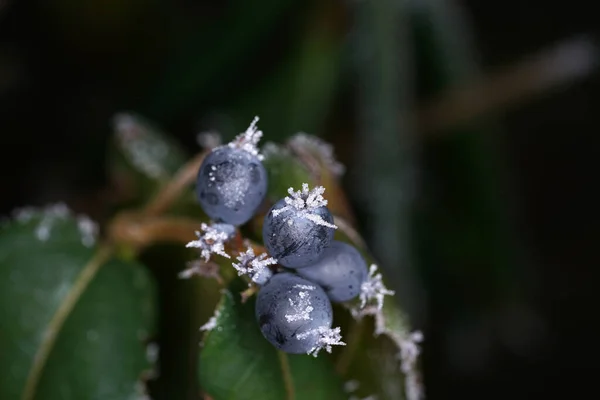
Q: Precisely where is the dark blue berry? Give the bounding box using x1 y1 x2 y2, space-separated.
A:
196 147 267 226
262 199 335 268
295 241 368 303
255 273 332 354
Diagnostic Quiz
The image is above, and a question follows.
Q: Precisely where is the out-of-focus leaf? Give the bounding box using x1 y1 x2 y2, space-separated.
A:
198 279 346 400
107 112 191 208
262 143 313 202
286 134 354 223
331 229 421 400
0 205 156 400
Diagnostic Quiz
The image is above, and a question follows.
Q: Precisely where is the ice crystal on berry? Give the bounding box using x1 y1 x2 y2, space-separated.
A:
359 264 395 310
296 326 346 357
232 246 277 285
227 116 264 160
271 183 338 229
285 285 316 322
186 223 232 262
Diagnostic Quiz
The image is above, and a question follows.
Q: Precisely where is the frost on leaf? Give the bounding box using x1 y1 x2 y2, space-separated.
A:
196 130 222 150
185 223 232 262
227 116 264 160
359 264 395 311
113 113 170 179
11 203 98 247
284 284 316 322
296 326 346 357
199 309 220 332
232 246 277 285
178 260 222 283
271 183 338 229
288 133 345 176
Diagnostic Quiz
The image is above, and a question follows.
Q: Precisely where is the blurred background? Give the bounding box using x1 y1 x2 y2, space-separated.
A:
1 0 597 399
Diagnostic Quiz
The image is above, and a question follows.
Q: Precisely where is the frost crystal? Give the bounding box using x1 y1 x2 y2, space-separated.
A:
289 133 345 176
271 183 338 229
227 116 264 160
11 203 98 247
296 326 346 357
196 130 222 149
397 331 424 400
199 310 220 332
185 223 232 262
285 284 316 322
359 264 395 310
232 246 277 285
113 113 169 179
77 215 99 248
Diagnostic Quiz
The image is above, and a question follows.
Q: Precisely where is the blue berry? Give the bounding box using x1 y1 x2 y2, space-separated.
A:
295 241 368 303
262 184 337 268
255 273 333 354
196 147 267 226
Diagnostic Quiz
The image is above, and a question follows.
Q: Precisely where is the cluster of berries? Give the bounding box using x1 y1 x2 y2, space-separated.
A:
188 117 394 356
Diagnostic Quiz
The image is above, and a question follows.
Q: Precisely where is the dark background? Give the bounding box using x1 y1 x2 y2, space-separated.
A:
1 0 597 399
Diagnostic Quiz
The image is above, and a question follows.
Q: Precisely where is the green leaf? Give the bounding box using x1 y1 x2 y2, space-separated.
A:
107 112 190 207
198 279 347 400
262 143 313 203
330 229 421 400
0 205 157 400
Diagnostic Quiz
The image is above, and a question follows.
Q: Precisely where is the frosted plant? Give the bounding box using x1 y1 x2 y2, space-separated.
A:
359 264 395 310
199 310 221 332
285 284 316 322
271 183 338 229
288 133 345 176
397 331 424 400
113 113 169 179
227 116 264 160
232 246 277 285
11 203 98 247
296 326 346 357
196 130 222 149
185 223 232 262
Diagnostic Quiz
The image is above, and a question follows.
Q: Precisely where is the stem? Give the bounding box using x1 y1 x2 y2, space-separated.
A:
277 350 295 400
143 150 208 216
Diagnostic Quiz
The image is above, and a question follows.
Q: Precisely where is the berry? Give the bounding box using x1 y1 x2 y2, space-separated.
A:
262 184 337 268
255 272 344 355
196 118 268 226
295 241 368 303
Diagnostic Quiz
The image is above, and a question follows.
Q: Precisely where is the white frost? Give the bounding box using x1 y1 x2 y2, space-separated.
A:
232 246 277 284
285 290 314 322
227 116 264 160
114 113 169 179
359 264 395 310
288 132 345 176
296 326 346 357
271 183 338 229
11 203 98 247
199 310 220 332
185 223 232 262
196 130 222 149
77 215 99 248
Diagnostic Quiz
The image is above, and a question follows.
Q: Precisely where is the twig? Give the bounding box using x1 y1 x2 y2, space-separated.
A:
143 150 209 216
418 36 598 135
